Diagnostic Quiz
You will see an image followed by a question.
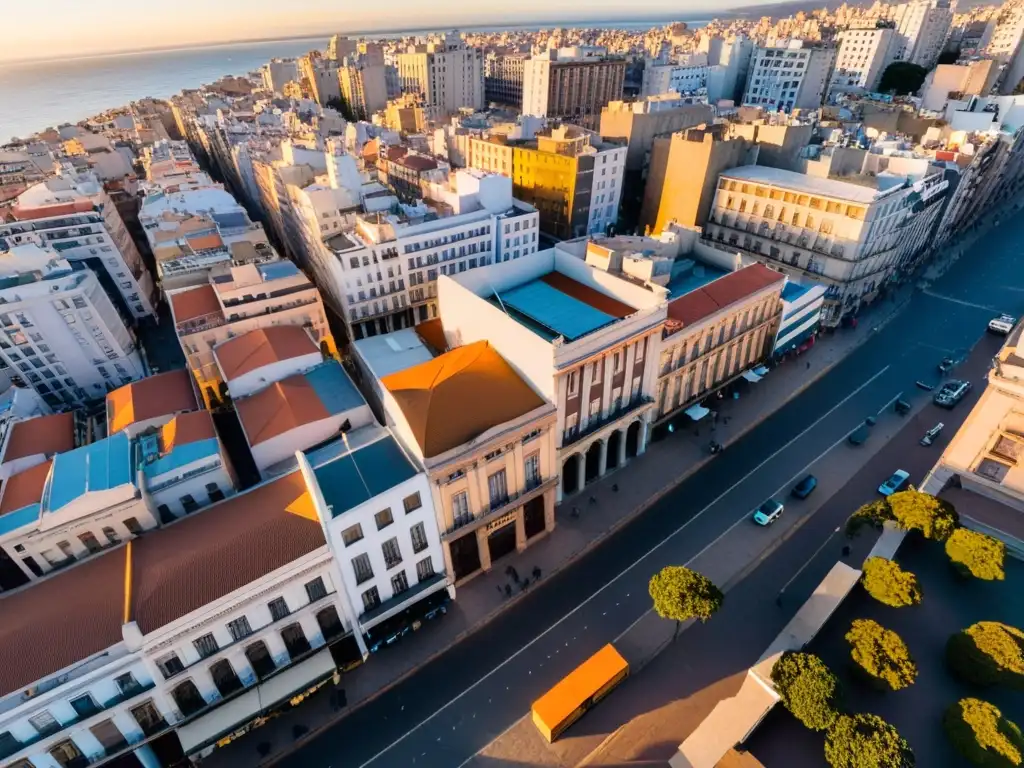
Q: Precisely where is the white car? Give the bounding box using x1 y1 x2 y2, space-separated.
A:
878 469 910 496
988 315 1016 335
753 499 784 525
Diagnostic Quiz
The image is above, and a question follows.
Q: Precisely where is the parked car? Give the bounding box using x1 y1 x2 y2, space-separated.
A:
878 469 911 496
792 474 818 499
849 421 872 445
934 380 971 409
753 499 784 525
938 357 954 374
988 314 1016 335
920 422 944 446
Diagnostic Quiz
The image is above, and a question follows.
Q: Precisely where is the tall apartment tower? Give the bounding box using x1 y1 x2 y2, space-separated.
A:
522 50 626 130
983 0 1024 93
896 0 954 70
485 52 528 105
743 41 836 112
830 25 897 93
397 33 485 116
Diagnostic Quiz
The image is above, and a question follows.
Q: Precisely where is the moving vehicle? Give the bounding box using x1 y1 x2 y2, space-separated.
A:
849 420 872 445
753 498 785 525
934 380 971 409
878 469 910 496
988 314 1016 335
792 475 818 499
920 423 944 446
531 644 629 742
938 357 954 374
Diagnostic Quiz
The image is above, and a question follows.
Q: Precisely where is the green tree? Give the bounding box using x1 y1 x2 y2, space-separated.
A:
770 651 841 731
846 499 893 538
861 557 923 607
845 619 918 691
945 528 1006 581
825 713 915 768
887 489 959 541
878 61 929 95
648 566 723 638
947 622 1024 689
944 698 1024 768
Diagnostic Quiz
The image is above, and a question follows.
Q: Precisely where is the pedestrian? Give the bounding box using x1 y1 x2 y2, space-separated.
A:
532 566 542 581
571 505 580 518
509 566 519 583
589 495 597 506
504 584 512 598
611 483 619 492
806 361 811 369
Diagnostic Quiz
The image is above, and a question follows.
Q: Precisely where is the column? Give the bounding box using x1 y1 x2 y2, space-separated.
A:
598 440 608 477
298 613 325 650
150 689 180 725
111 712 144 744
514 510 527 552
617 431 628 467
544 489 556 533
69 729 106 763
576 453 586 492
7 548 38 581
638 420 649 456
226 649 257 688
475 526 492 572
133 745 161 768
262 630 292 670
190 666 221 704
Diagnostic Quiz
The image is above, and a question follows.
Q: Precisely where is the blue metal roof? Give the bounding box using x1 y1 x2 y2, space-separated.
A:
781 282 813 302
142 438 221 479
45 433 135 513
312 436 418 519
0 504 40 536
258 260 301 281
498 280 616 342
211 211 250 230
306 362 366 416
666 260 729 298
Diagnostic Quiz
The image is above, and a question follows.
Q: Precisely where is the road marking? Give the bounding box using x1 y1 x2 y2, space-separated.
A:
921 289 1001 312
356 365 890 768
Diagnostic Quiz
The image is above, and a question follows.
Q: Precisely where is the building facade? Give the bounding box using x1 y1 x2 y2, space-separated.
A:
829 25 897 94
396 34 485 116
742 42 836 112
485 53 527 106
522 53 627 130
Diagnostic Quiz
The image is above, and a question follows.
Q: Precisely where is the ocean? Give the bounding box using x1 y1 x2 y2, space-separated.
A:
0 18 709 142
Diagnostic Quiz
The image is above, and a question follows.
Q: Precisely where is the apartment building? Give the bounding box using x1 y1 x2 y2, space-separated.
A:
396 34 485 116
703 163 948 325
774 281 827 356
166 258 332 408
522 50 627 130
743 41 837 112
435 247 667 501
5 171 156 321
297 53 343 106
141 140 212 192
338 57 388 119
309 170 539 340
377 147 448 202
829 25 897 94
0 246 146 408
262 58 300 96
382 94 429 134
983 0 1024 93
641 53 710 98
484 52 527 105
895 0 954 70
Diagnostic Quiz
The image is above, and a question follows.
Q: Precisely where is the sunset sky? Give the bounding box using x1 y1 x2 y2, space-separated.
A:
4 0 744 62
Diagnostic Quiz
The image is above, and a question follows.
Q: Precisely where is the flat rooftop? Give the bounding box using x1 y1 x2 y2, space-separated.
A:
43 432 134 514
666 259 730 298
310 431 419 519
489 272 635 343
353 329 436 381
721 165 892 204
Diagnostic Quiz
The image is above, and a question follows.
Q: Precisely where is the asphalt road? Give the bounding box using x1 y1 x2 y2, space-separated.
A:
280 222 1024 768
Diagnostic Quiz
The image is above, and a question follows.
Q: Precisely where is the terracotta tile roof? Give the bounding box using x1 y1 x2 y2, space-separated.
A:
129 471 324 633
160 411 216 453
0 460 51 515
185 232 224 252
540 273 635 319
215 326 317 381
415 318 448 354
397 154 438 172
3 413 75 462
0 549 127 698
169 284 223 325
107 370 198 433
383 341 546 458
10 199 94 221
668 264 784 329
236 375 330 447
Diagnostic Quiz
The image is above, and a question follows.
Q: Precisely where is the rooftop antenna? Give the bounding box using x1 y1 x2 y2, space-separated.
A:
340 430 372 498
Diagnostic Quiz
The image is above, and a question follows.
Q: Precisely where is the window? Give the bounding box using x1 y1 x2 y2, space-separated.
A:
361 586 382 612
49 740 84 767
382 537 403 569
374 508 394 530
591 358 603 381
193 633 219 659
416 556 435 581
613 351 624 374
341 523 363 546
525 453 541 489
488 469 508 509
565 412 578 437
451 491 471 528
78 531 102 553
209 658 242 698
635 339 645 362
70 694 100 718
281 623 311 658
352 553 374 584
156 652 184 679
268 597 290 622
566 369 579 397
305 576 328 602
29 710 59 735
589 397 601 418
123 517 142 535
101 526 120 545
391 570 409 595
227 616 252 642
402 492 421 514
114 672 141 697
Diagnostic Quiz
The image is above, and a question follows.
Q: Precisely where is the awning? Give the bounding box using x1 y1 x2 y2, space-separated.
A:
753 365 770 377
176 647 336 754
685 404 711 421
741 370 762 383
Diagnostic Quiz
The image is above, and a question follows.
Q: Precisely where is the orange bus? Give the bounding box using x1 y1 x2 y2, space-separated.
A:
531 644 629 742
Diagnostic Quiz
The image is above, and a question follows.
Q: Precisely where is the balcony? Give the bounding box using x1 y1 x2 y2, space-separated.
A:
562 395 654 448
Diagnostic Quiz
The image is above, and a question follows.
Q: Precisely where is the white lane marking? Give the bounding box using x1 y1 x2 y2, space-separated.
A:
357 365 891 768
921 289 1002 312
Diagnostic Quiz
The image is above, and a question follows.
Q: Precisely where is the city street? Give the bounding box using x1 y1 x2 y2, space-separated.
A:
278 219 1024 768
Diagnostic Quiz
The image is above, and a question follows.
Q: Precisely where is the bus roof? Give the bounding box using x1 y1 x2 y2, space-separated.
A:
532 644 628 727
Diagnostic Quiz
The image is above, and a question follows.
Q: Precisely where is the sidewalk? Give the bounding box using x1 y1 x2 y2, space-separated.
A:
205 294 909 768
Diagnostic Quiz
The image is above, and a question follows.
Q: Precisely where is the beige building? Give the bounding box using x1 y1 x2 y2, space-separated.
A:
522 52 627 131
397 33 485 116
338 59 388 119
382 94 428 134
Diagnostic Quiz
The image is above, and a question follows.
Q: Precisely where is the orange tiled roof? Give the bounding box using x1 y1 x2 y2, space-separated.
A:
160 411 216 453
107 370 198 433
215 326 317 381
382 341 546 458
668 264 784 328
3 413 75 463
10 199 94 221
169 284 223 325
185 232 224 252
235 375 330 446
0 460 52 515
540 272 635 318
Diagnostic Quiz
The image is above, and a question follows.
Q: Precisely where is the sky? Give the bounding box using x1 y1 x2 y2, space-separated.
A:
3 0 743 62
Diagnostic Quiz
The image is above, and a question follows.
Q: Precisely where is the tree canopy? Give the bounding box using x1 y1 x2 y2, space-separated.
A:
878 61 928 95
846 499 893 538
945 528 1006 581
947 622 1024 689
861 557 923 607
648 566 723 629
887 489 959 541
846 618 918 691
825 713 915 768
770 651 841 731
944 698 1024 768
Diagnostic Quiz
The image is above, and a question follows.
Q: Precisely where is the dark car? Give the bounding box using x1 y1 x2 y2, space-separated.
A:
849 422 871 445
792 474 818 499
934 380 971 409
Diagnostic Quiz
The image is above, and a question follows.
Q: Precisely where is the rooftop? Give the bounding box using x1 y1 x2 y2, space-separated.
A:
311 432 419 519
2 412 75 463
721 165 892 204
665 259 730 298
490 272 635 342
353 328 436 381
667 264 784 330
214 326 318 382
383 341 546 459
43 433 134 514
169 284 223 325
107 370 199 434
0 460 51 535
139 411 220 479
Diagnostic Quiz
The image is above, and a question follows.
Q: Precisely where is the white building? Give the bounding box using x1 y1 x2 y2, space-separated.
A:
641 53 710 98
829 26 897 94
982 0 1024 94
895 0 954 70
0 245 146 409
396 33 485 116
262 58 300 95
743 41 837 112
